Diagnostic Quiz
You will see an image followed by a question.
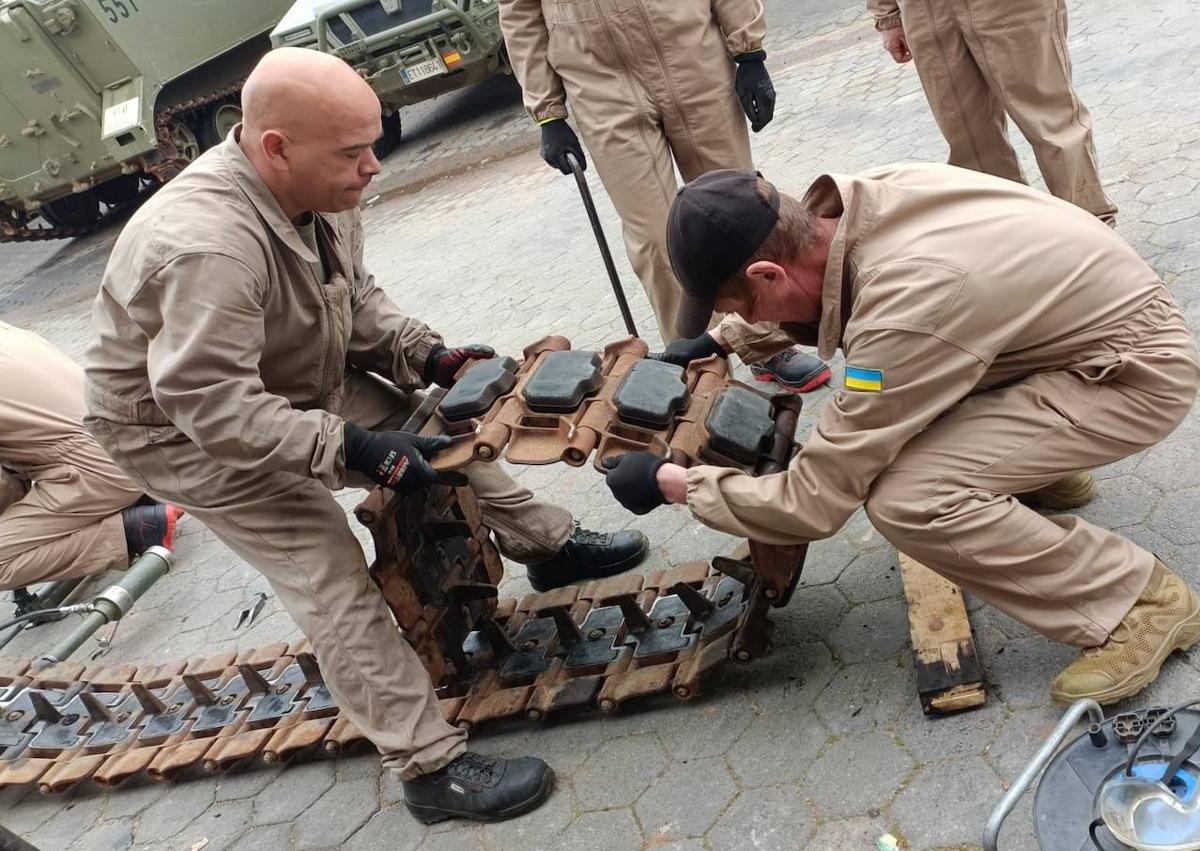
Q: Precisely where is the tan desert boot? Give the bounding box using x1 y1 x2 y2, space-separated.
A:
1051 561 1200 705
1021 470 1097 511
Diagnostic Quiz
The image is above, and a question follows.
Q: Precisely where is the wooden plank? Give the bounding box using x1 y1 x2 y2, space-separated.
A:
898 552 986 715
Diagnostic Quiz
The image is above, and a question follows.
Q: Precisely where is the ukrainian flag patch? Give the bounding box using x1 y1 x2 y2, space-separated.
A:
845 365 883 392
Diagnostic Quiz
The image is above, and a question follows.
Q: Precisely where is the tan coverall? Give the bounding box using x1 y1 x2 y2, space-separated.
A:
867 0 1117 221
500 0 779 343
687 163 1198 647
84 132 574 779
0 323 141 591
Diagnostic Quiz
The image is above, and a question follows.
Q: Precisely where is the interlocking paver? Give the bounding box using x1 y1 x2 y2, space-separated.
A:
634 756 737 840
4 0 1200 847
293 777 380 848
892 760 1006 848
249 760 336 827
826 597 912 664
132 781 216 845
554 810 643 851
67 818 134 851
706 785 813 850
176 800 253 851
572 733 667 811
803 732 914 819
726 709 829 788
344 806 427 851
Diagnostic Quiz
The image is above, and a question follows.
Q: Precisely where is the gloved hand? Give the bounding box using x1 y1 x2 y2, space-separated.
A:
734 51 776 132
343 424 461 492
647 333 729 367
601 452 668 515
424 343 495 387
540 119 587 174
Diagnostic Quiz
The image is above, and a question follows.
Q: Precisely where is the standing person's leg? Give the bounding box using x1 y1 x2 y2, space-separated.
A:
865 307 1200 702
958 0 1117 220
901 0 1026 184
576 113 685 343
0 442 143 590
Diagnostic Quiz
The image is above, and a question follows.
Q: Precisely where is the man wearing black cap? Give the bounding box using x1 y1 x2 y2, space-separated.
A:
603 164 1200 707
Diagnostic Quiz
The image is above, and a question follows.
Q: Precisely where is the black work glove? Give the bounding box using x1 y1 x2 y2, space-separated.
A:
734 51 776 132
601 452 668 515
647 333 729 367
343 424 463 492
540 119 586 174
424 344 495 387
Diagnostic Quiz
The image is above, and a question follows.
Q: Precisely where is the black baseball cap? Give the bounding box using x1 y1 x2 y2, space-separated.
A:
667 169 780 339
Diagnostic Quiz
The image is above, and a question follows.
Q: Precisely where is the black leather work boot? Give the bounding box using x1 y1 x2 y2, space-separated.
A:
525 524 649 592
402 751 554 823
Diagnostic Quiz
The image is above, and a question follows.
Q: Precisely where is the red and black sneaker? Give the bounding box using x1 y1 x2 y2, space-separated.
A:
749 346 832 394
121 503 184 556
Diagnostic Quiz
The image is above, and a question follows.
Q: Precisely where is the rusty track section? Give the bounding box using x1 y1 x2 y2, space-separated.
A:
0 82 241 242
0 340 805 791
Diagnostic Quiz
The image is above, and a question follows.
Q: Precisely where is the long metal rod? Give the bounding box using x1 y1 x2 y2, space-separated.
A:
983 698 1105 850
31 547 172 670
0 578 84 652
566 152 639 338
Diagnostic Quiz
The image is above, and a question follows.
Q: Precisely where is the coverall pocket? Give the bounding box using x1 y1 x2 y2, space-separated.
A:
543 0 601 25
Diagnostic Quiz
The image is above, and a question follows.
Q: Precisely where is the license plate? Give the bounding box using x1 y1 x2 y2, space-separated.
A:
400 56 446 84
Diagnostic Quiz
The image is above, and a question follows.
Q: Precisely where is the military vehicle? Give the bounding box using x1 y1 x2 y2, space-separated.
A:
271 0 508 156
0 0 294 241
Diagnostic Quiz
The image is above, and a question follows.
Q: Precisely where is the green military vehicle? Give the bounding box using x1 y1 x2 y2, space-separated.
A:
0 0 294 240
271 0 508 155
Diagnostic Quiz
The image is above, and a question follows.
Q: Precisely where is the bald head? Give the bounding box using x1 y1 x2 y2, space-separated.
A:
239 47 383 219
243 47 378 140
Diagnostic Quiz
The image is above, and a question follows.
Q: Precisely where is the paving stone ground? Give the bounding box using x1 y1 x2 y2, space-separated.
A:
2 0 1199 847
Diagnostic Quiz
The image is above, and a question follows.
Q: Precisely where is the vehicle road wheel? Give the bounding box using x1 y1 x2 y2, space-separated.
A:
95 173 145 207
165 117 202 163
198 101 242 149
373 110 403 159
39 190 101 229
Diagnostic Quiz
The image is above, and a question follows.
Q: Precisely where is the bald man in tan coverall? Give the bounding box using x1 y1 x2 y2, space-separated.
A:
0 323 145 592
84 48 650 823
606 163 1200 705
868 0 1117 223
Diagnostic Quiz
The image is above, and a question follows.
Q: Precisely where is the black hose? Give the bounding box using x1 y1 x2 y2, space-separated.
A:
0 608 69 632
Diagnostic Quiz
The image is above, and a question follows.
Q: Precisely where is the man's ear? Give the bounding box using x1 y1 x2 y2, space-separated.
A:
259 130 289 171
744 260 786 287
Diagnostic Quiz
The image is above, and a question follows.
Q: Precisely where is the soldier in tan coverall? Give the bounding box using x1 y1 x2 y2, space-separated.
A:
604 164 1200 706
868 0 1117 222
0 323 177 594
499 0 832 393
85 48 644 824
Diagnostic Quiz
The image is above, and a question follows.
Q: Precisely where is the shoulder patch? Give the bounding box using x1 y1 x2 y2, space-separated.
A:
845 365 883 392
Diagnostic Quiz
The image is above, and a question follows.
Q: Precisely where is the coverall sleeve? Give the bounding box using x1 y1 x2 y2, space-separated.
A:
684 328 988 544
345 213 443 392
711 0 767 57
127 253 347 489
866 0 903 31
498 0 569 123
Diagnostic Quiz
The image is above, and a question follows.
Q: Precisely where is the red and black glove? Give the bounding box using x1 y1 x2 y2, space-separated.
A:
343 424 464 492
424 344 495 387
601 452 668 515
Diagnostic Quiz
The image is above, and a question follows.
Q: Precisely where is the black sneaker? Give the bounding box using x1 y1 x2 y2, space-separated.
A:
121 503 184 557
402 751 553 824
525 524 649 592
749 346 831 393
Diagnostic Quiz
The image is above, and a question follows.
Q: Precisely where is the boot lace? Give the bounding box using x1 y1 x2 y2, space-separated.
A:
447 752 499 784
571 523 611 547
